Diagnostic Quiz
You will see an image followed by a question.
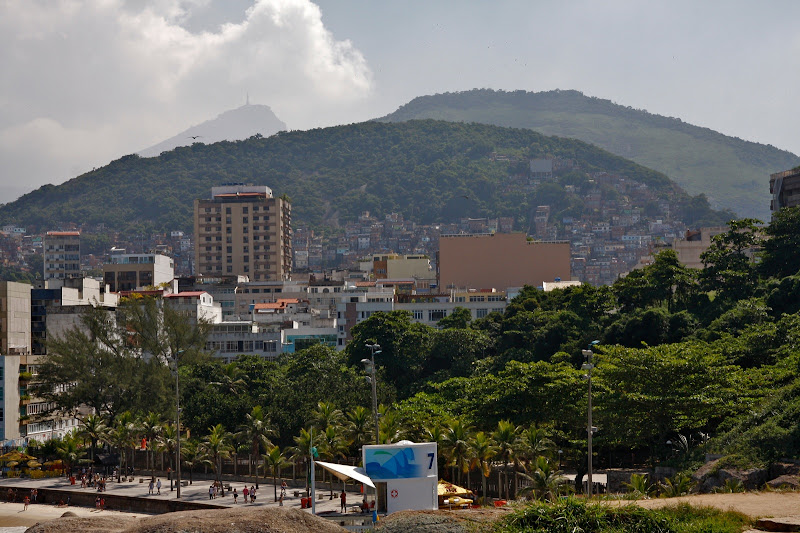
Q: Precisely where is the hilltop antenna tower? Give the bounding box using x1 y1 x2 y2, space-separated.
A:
246 92 250 105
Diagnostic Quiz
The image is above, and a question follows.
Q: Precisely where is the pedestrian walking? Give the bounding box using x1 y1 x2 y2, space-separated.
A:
250 485 256 503
148 479 154 495
156 478 162 495
208 484 214 500
233 488 238 503
32 488 38 503
23 496 29 510
340 490 347 513
280 480 287 498
95 496 101 510
242 485 249 503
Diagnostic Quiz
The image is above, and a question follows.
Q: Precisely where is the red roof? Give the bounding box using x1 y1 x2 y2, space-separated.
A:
164 291 208 298
46 231 80 236
253 298 300 312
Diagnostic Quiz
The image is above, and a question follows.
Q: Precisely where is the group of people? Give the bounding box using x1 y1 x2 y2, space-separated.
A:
231 485 257 503
78 469 107 492
11 488 38 510
147 477 162 495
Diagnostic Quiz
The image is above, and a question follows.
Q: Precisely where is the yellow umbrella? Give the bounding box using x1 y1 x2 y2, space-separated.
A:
27 460 42 469
437 480 472 498
6 461 19 468
0 452 35 462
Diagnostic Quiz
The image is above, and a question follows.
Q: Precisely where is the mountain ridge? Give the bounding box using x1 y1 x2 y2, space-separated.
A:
377 89 800 220
138 103 287 157
0 120 730 235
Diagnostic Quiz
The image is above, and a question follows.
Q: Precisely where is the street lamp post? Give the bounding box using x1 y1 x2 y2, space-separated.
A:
362 343 381 444
582 340 599 498
173 350 183 499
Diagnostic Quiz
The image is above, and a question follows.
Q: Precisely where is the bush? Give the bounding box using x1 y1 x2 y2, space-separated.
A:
494 499 750 533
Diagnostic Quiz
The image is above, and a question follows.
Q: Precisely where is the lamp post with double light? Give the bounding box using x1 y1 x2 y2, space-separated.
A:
362 343 381 444
581 340 599 498
171 349 183 499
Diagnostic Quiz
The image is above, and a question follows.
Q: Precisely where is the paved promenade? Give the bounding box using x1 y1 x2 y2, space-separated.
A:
0 474 357 516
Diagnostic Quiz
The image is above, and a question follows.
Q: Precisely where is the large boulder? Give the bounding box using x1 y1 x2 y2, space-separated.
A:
692 458 769 492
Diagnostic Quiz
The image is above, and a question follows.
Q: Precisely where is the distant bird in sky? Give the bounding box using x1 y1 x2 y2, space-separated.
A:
188 135 203 140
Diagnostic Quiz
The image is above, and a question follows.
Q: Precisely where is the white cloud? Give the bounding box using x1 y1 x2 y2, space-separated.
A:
0 0 373 201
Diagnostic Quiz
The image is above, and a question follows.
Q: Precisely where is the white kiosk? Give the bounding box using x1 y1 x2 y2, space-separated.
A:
363 440 438 514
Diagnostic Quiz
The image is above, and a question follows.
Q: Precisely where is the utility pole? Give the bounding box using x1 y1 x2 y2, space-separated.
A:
582 341 599 498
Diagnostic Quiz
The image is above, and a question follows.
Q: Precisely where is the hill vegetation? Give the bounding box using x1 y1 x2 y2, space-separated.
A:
0 120 730 234
378 89 800 220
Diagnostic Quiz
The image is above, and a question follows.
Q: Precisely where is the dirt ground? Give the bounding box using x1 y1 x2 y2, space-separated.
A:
0 502 148 528
11 492 800 532
20 507 347 533
629 491 800 519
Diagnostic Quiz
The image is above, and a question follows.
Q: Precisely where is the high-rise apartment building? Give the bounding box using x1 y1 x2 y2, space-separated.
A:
43 231 81 280
194 184 292 281
770 167 800 212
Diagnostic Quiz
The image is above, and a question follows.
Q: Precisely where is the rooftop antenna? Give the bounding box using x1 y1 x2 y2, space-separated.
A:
246 92 250 106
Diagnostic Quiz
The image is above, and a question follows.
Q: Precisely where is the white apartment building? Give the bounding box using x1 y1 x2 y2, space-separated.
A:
334 286 508 348
163 291 223 324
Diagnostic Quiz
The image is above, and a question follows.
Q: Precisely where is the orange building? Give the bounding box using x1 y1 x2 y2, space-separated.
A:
438 233 570 290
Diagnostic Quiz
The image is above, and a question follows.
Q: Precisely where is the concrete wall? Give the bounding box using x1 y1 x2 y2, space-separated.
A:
5 485 226 514
439 233 570 291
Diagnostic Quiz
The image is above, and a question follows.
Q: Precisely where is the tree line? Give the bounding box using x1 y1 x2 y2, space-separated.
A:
30 207 800 496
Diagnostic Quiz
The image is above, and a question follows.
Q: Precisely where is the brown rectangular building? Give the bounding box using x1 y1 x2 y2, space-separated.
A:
194 184 292 281
438 232 571 290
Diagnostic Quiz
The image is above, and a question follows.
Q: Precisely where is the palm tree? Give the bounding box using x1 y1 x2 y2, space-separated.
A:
470 431 498 505
210 362 247 394
441 420 473 487
377 406 406 444
236 406 277 489
202 424 234 496
77 414 108 465
518 456 566 502
345 406 373 456
517 424 554 467
139 412 162 477
107 413 137 481
492 420 520 500
516 424 554 495
288 428 314 494
55 431 86 477
263 445 290 502
156 423 178 482
318 425 348 497
311 401 344 431
180 439 202 485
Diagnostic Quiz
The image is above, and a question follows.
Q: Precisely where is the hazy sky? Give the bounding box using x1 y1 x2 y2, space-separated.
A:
1 0 798 204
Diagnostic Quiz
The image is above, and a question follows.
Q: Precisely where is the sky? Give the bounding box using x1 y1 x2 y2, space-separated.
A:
1 0 799 204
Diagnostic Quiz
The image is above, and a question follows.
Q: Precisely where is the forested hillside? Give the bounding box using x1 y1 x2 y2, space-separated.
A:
378 89 800 220
0 120 730 234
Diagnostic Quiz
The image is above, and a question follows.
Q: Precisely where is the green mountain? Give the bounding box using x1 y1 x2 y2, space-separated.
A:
377 89 800 220
0 120 730 234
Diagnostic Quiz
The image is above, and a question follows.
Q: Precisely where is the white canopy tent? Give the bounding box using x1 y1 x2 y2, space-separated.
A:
316 461 375 488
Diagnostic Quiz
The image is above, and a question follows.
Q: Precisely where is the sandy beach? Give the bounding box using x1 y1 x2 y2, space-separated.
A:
0 501 149 528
